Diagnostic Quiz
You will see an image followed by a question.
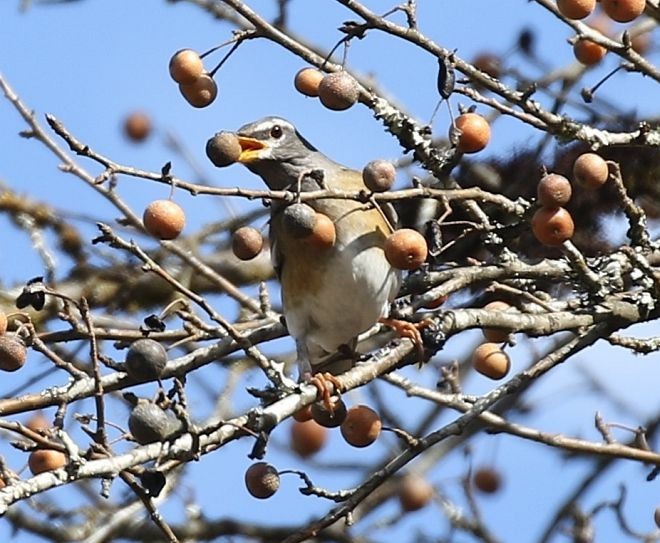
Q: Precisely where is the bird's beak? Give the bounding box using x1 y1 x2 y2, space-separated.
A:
236 135 267 163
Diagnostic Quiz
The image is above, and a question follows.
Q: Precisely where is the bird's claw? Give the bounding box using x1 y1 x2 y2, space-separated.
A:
310 372 343 412
379 317 432 362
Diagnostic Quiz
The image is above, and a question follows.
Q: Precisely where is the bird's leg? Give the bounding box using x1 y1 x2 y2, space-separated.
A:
379 317 432 361
296 339 342 411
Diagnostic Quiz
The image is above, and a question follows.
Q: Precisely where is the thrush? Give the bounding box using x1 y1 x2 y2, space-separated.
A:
235 117 402 399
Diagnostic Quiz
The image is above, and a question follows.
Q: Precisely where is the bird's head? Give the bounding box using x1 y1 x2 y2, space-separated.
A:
236 116 329 190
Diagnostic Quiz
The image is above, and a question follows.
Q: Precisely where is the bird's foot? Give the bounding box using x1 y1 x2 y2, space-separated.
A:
379 317 432 361
310 372 343 412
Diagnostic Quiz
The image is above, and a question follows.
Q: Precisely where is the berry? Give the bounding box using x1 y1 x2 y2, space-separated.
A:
472 342 511 380
384 229 428 270
362 160 396 192
631 31 651 55
601 0 646 23
294 67 324 97
123 111 152 142
125 338 168 381
291 419 327 457
25 412 50 433
206 131 242 167
655 506 660 529
232 227 264 260
532 207 575 246
128 400 182 445
473 53 502 79
245 462 280 499
398 474 434 512
0 335 27 372
304 212 336 249
293 405 313 422
453 113 491 154
0 310 6 335
573 39 607 65
282 203 317 239
28 449 66 475
557 0 595 20
573 153 609 188
143 200 186 240
537 173 572 208
318 72 359 111
482 300 512 343
340 405 382 448
311 397 347 428
473 467 502 494
423 294 448 310
169 49 204 85
179 74 217 108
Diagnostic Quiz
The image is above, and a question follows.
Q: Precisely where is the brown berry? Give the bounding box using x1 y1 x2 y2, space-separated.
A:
423 294 448 310
472 342 511 380
245 462 280 499
294 67 324 97
631 31 651 55
311 397 347 428
0 335 27 372
169 49 204 85
293 405 313 422
482 301 513 343
573 39 607 65
179 74 217 108
0 310 6 336
473 53 502 79
362 160 396 192
473 467 502 494
398 474 434 512
318 72 359 111
125 338 167 381
537 173 572 208
291 419 327 457
28 449 66 475
532 207 575 246
26 412 50 433
282 203 317 239
232 227 264 260
143 199 186 240
601 0 646 22
654 506 660 529
573 153 609 188
453 113 491 154
340 405 382 448
206 131 242 167
304 212 336 249
124 111 152 142
557 0 596 20
384 229 428 270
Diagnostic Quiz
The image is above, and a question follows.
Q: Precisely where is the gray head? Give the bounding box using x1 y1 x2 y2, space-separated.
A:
236 116 332 190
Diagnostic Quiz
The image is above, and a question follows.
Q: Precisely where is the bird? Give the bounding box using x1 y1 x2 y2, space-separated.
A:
234 116 402 402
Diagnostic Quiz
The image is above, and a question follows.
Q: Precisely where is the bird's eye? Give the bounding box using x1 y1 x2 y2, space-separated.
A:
270 125 283 139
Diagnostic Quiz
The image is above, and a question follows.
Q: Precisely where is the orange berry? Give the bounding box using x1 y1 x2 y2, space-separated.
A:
453 113 491 154
573 38 607 65
245 462 280 499
26 412 50 433
557 0 596 19
304 212 336 249
0 310 6 335
169 49 204 85
631 31 651 54
398 474 434 512
28 449 66 475
232 227 264 260
123 111 151 142
601 0 646 23
473 467 502 494
573 153 609 188
318 72 359 111
0 335 27 372
291 419 327 457
472 342 511 380
179 74 217 108
293 405 313 422
384 229 428 270
537 173 572 208
143 200 186 240
340 405 382 448
531 207 575 246
294 67 324 97
362 160 396 192
482 301 512 343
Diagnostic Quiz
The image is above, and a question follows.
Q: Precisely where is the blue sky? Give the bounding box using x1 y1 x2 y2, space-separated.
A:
1 1 659 542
